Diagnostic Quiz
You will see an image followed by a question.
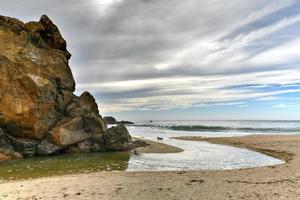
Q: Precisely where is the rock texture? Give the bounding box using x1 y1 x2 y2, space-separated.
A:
0 15 141 160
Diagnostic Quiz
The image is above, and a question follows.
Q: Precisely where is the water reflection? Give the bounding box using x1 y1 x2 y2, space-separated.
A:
0 152 130 181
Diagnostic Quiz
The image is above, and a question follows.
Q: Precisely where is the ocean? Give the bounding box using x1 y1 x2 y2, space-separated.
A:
127 120 300 138
124 120 299 171
0 120 293 181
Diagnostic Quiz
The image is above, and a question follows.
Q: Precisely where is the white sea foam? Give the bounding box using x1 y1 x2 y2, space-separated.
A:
120 120 293 171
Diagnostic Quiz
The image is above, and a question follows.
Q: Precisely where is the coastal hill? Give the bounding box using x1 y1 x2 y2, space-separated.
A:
0 15 143 161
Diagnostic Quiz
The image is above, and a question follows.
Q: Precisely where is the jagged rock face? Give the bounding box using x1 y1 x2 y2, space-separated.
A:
0 15 75 139
0 15 140 160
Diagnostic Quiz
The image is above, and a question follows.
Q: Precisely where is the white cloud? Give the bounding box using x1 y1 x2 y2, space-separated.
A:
272 104 287 108
77 69 300 112
155 12 300 72
2 0 299 114
92 0 123 14
248 37 300 66
256 96 280 101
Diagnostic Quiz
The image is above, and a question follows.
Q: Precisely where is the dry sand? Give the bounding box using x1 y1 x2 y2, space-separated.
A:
1 135 300 200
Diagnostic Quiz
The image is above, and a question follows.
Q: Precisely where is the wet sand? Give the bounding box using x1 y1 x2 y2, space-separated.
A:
172 135 295 162
1 135 300 200
133 138 184 154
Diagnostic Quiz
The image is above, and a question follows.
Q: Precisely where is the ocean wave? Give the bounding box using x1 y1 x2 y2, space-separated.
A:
131 124 300 133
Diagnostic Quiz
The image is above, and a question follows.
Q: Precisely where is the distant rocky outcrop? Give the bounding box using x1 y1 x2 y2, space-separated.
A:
103 116 134 125
0 15 144 161
119 121 135 125
103 117 118 124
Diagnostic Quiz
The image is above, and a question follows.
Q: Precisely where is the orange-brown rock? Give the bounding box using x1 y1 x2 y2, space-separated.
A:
0 15 143 159
0 153 11 161
0 15 75 139
49 117 91 146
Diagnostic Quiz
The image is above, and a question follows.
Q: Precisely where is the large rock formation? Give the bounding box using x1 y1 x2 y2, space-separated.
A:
0 15 143 160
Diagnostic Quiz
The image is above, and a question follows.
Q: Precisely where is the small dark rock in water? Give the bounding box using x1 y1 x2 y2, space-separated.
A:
103 117 134 125
189 179 205 183
118 121 134 125
133 150 139 155
103 116 118 124
157 137 163 141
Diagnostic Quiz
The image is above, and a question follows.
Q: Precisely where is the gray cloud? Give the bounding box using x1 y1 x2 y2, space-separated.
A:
1 0 300 113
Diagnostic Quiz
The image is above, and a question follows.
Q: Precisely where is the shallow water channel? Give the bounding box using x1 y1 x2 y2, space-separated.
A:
0 123 285 181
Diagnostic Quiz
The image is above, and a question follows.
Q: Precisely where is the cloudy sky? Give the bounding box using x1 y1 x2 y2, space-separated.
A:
1 0 300 120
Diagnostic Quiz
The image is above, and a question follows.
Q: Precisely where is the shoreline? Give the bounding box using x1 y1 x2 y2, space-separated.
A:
1 135 300 199
172 135 295 162
133 137 184 154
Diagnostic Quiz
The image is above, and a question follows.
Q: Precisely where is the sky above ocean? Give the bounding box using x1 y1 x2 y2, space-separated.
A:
1 0 300 120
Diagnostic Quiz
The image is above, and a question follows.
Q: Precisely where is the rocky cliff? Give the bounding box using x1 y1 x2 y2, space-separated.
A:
0 15 142 161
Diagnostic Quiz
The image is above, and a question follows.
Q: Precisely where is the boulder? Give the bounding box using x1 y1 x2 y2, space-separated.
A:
49 117 91 146
67 92 101 118
104 125 147 151
0 144 22 159
83 114 107 135
6 135 39 157
66 134 106 153
65 140 94 154
104 124 133 151
103 116 117 124
66 91 107 134
37 139 62 155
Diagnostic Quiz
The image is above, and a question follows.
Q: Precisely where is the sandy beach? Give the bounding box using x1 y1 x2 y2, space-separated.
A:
1 2 299 199
0 135 299 200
